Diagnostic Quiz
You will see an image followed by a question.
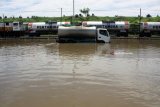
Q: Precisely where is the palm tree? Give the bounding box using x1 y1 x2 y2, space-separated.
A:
80 8 90 17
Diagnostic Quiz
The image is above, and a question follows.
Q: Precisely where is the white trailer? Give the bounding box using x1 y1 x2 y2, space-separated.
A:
82 21 130 37
140 22 160 37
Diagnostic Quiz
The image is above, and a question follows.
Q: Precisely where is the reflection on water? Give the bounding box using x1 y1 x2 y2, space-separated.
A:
0 39 160 107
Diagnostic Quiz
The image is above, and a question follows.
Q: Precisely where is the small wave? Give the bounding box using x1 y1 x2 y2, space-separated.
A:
115 52 133 55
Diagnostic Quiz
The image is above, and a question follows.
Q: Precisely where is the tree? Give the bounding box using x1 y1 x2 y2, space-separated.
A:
115 15 118 17
19 16 22 18
75 14 79 18
80 8 90 17
32 16 36 18
146 14 152 18
0 16 2 19
79 14 83 17
4 16 7 18
92 13 95 17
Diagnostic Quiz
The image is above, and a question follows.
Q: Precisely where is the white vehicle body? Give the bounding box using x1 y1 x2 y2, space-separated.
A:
141 22 160 31
13 22 24 31
82 21 130 36
140 22 160 37
82 21 130 30
57 22 71 26
28 22 58 31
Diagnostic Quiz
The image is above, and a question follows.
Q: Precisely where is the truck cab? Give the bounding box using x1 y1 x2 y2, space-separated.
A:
13 22 23 31
97 28 110 43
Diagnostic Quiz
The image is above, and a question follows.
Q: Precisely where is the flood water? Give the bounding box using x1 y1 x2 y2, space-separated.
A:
0 39 160 107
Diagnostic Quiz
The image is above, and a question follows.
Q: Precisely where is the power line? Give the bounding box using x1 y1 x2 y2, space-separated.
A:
23 10 72 12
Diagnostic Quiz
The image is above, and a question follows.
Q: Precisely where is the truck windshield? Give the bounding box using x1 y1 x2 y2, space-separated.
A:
13 23 18 26
99 30 108 36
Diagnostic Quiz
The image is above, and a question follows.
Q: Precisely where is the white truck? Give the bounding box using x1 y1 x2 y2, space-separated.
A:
57 26 110 43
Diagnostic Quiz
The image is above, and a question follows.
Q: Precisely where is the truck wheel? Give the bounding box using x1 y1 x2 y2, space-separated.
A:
116 33 120 37
124 34 128 37
139 33 144 37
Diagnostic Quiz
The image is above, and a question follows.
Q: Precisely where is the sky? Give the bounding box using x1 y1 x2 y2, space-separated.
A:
0 0 160 17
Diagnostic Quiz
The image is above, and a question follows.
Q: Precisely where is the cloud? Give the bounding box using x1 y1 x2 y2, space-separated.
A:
1 0 160 17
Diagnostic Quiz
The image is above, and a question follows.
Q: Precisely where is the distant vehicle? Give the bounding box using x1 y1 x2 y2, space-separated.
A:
0 22 12 31
13 22 25 31
140 22 160 37
57 25 110 43
0 22 25 37
82 21 130 37
27 21 70 36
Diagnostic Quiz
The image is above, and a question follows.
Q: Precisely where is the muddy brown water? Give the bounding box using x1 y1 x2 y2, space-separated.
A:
0 39 160 107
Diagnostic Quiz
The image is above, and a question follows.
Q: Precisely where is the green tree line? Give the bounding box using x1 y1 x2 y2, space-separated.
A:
0 16 160 23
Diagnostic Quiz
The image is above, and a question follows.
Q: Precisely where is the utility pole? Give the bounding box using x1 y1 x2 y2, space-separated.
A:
72 0 75 24
139 8 141 37
2 14 4 29
2 14 5 38
73 0 75 17
61 8 62 23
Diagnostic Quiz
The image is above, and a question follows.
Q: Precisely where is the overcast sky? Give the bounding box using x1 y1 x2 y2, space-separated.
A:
0 0 160 17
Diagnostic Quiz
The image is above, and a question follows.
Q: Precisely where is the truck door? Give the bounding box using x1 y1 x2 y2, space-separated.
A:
97 28 110 43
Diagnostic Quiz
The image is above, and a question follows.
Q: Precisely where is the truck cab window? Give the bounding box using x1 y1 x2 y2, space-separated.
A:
99 30 108 36
5 23 9 26
13 23 18 26
153 26 155 29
